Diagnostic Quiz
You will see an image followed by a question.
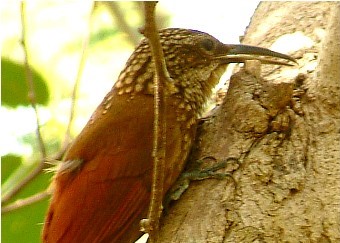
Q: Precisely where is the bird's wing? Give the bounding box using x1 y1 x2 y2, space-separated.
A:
43 92 155 243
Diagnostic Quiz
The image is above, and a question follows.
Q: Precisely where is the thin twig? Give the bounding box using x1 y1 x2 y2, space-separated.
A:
1 148 64 205
140 2 169 242
20 3 47 160
1 2 47 204
62 3 93 149
2 2 93 205
103 1 140 46
1 190 50 214
1 163 44 204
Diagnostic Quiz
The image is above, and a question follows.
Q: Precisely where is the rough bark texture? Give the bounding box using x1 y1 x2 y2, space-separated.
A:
158 2 340 242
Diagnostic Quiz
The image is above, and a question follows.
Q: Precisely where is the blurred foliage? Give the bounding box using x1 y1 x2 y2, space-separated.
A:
1 169 52 243
1 2 171 242
89 27 121 47
1 156 52 243
1 197 50 243
1 155 22 185
1 58 50 107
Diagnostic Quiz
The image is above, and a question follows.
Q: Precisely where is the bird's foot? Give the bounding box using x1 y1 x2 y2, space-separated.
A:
163 157 238 212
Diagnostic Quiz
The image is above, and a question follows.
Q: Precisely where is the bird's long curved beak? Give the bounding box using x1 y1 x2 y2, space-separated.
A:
219 44 297 66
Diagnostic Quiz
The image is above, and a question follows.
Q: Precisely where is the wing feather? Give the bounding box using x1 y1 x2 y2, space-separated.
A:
43 93 154 243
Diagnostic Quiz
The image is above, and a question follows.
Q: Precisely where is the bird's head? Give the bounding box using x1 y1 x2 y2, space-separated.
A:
115 28 296 113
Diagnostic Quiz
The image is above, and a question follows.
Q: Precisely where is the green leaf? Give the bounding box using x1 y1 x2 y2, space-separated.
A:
1 58 50 107
1 154 22 185
1 172 52 243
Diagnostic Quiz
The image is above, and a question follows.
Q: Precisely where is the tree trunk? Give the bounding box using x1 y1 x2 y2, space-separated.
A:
158 2 340 242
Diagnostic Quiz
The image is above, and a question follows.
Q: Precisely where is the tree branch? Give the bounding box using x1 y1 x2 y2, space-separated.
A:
140 2 170 242
2 2 93 208
62 2 93 150
102 2 140 46
1 190 50 214
313 3 340 111
2 2 47 204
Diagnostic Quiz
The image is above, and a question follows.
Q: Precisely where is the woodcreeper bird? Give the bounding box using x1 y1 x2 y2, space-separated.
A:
42 28 295 243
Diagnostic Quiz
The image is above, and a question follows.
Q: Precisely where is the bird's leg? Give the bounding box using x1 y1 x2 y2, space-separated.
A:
164 157 238 210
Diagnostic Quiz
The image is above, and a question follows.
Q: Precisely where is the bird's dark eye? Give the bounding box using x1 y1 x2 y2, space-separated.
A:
200 38 215 51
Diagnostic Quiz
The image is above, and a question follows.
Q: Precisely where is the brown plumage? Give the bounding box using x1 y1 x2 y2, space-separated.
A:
42 28 295 243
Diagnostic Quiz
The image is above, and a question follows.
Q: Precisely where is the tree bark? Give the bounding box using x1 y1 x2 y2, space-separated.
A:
158 2 340 242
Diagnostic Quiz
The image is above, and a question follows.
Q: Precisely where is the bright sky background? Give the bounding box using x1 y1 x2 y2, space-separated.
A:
1 1 260 156
160 1 260 43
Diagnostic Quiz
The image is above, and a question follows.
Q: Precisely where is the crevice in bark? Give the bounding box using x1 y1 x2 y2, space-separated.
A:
158 2 340 242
